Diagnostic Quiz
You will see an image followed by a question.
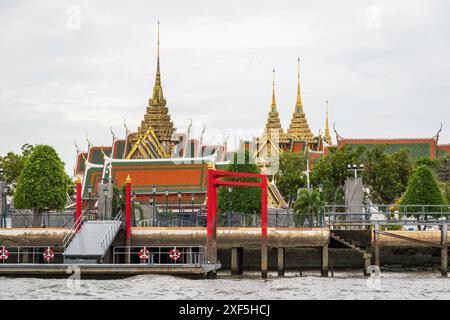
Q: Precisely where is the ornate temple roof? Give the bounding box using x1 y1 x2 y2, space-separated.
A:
286 59 315 143
264 69 285 142
132 22 176 157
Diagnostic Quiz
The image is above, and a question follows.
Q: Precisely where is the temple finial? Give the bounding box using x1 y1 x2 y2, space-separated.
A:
295 58 302 112
271 69 276 111
150 21 165 106
323 100 332 145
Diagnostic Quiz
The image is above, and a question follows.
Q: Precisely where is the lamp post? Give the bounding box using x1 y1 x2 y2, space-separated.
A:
87 185 92 220
1 185 7 229
191 193 195 225
118 192 123 218
165 188 169 215
177 192 182 226
318 184 324 227
228 187 233 227
152 185 157 226
103 187 108 220
0 168 4 228
347 164 365 180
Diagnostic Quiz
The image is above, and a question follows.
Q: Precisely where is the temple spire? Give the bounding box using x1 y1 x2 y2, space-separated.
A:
323 101 332 145
151 21 165 106
295 58 303 113
271 69 277 111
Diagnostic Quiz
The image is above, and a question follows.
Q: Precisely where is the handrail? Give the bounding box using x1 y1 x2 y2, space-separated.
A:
99 213 122 253
62 214 85 250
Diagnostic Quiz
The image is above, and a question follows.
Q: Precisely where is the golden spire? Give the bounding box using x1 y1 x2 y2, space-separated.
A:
271 69 276 111
151 21 165 106
295 58 303 113
323 100 332 145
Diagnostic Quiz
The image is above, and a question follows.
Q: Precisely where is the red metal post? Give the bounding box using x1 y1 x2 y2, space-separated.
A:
125 175 132 240
261 175 268 279
207 166 214 262
75 176 82 232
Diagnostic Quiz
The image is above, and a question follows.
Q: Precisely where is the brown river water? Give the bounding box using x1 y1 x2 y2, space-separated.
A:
1 271 449 300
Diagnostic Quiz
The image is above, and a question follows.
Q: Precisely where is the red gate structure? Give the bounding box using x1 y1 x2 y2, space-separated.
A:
207 167 268 278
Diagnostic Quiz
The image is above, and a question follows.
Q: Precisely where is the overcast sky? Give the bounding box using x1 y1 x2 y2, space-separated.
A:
1 0 449 176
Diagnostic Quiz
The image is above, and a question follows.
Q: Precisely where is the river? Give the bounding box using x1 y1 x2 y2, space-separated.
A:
1 271 449 300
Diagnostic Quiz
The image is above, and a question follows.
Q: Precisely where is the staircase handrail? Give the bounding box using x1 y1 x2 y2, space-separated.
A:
100 213 122 254
63 214 85 250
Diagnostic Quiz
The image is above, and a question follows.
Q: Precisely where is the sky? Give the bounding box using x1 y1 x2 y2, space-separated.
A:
0 0 449 176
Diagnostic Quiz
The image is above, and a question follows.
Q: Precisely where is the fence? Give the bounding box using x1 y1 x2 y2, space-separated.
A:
0 246 64 264
112 246 206 265
324 205 450 227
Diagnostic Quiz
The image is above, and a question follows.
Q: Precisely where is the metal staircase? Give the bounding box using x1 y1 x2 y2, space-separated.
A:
63 214 122 263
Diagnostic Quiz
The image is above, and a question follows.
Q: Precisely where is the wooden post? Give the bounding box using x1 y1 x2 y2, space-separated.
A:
374 224 380 268
277 247 285 276
75 176 82 232
363 252 371 276
261 175 268 279
125 175 132 264
441 223 448 277
231 247 243 275
321 243 329 277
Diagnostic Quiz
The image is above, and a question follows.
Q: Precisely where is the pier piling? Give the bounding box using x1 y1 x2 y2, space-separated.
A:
231 247 243 275
441 224 448 277
320 244 329 277
374 225 380 268
277 247 285 276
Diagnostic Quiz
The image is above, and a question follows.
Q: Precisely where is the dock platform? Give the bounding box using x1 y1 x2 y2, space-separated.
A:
0 263 222 279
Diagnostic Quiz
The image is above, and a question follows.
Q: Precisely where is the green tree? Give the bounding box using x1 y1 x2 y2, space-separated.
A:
13 145 68 227
293 188 322 227
400 165 447 226
363 147 412 204
311 146 365 205
0 144 34 194
274 152 307 206
217 151 261 221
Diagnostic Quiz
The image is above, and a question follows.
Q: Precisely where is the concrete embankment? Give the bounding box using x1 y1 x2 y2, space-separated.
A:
0 228 447 271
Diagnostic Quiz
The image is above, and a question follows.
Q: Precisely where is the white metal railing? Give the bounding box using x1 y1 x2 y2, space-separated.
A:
99 213 122 253
112 246 206 265
62 214 86 250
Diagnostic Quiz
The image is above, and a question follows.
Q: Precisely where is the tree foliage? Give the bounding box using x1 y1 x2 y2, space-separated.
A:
400 165 446 211
274 152 307 206
217 151 261 215
293 188 323 227
13 145 68 226
363 147 412 204
0 144 34 194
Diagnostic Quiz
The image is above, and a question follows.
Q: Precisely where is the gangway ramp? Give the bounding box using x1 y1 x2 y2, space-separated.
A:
63 215 121 263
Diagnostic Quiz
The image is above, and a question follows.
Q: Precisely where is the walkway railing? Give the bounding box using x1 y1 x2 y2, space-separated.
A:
0 246 64 264
324 205 450 227
100 213 122 253
112 246 206 265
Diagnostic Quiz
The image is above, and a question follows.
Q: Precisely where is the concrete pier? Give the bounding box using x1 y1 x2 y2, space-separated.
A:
277 247 285 276
231 247 243 275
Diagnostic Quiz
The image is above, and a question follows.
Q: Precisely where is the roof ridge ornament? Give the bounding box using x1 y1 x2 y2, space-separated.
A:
333 123 344 142
433 123 443 141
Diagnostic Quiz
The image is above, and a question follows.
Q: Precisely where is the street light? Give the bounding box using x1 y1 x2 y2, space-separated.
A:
228 187 233 226
347 164 365 180
165 188 169 214
177 192 182 215
191 193 195 224
318 184 324 227
103 187 108 220
1 185 8 229
152 185 157 225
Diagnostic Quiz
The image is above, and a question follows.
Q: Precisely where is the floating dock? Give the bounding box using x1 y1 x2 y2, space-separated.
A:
0 263 221 279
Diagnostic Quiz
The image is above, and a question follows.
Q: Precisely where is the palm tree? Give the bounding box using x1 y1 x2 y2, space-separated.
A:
293 188 322 227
